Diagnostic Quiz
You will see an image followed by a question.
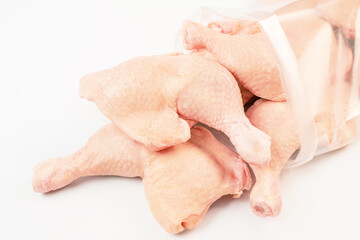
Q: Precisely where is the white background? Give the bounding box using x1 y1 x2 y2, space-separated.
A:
1 0 360 239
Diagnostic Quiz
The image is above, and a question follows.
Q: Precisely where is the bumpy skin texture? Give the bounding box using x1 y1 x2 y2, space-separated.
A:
182 20 284 101
211 14 356 144
246 96 358 218
32 124 148 193
144 126 252 233
190 49 255 104
79 54 271 166
246 100 299 217
211 15 356 217
33 125 252 233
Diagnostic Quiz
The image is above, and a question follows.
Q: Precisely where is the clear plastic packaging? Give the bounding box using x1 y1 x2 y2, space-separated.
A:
178 0 360 168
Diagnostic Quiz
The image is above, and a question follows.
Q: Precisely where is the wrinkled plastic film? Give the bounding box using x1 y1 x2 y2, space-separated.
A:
259 15 318 168
348 11 360 121
180 1 360 168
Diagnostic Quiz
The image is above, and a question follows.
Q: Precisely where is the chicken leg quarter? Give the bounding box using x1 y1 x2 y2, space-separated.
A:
79 54 271 166
182 20 284 101
33 125 252 233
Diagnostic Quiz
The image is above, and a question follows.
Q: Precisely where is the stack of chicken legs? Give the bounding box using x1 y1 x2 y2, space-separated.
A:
33 0 359 233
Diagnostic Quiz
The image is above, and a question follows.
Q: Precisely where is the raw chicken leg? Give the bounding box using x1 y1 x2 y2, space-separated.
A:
32 124 148 193
190 49 255 104
209 14 354 118
246 48 356 217
246 100 299 217
33 125 252 233
80 54 271 166
246 98 358 217
144 126 252 233
244 15 357 217
182 20 284 101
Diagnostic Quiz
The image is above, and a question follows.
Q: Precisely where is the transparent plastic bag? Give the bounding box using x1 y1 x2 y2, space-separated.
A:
178 0 360 168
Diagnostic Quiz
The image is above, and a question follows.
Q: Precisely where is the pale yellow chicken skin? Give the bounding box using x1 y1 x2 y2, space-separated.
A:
182 20 284 101
33 125 252 233
80 53 271 166
197 5 358 217
32 0 359 230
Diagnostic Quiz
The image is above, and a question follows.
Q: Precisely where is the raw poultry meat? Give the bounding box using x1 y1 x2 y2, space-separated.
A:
204 11 356 146
144 126 252 233
246 27 357 216
208 20 261 36
33 125 252 233
203 12 358 216
182 20 284 101
246 98 357 217
190 48 256 104
239 83 256 105
280 14 356 147
32 0 359 232
276 0 360 39
33 124 148 193
246 21 357 215
246 100 299 217
79 53 271 166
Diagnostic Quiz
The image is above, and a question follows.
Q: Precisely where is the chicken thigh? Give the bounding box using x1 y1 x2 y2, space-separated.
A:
144 126 252 233
210 14 357 217
79 54 271 166
182 21 284 101
209 13 355 141
190 48 256 104
33 125 252 233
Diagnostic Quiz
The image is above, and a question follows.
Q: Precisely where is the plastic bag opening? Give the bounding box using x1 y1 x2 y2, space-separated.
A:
178 0 360 168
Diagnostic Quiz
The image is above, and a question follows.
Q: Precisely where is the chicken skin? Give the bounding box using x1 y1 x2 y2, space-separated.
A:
182 20 284 101
79 54 271 166
246 98 357 217
209 13 357 217
32 0 359 229
33 125 252 233
246 100 299 217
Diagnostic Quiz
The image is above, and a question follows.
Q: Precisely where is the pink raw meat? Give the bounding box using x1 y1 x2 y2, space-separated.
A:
33 125 252 233
79 53 270 166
